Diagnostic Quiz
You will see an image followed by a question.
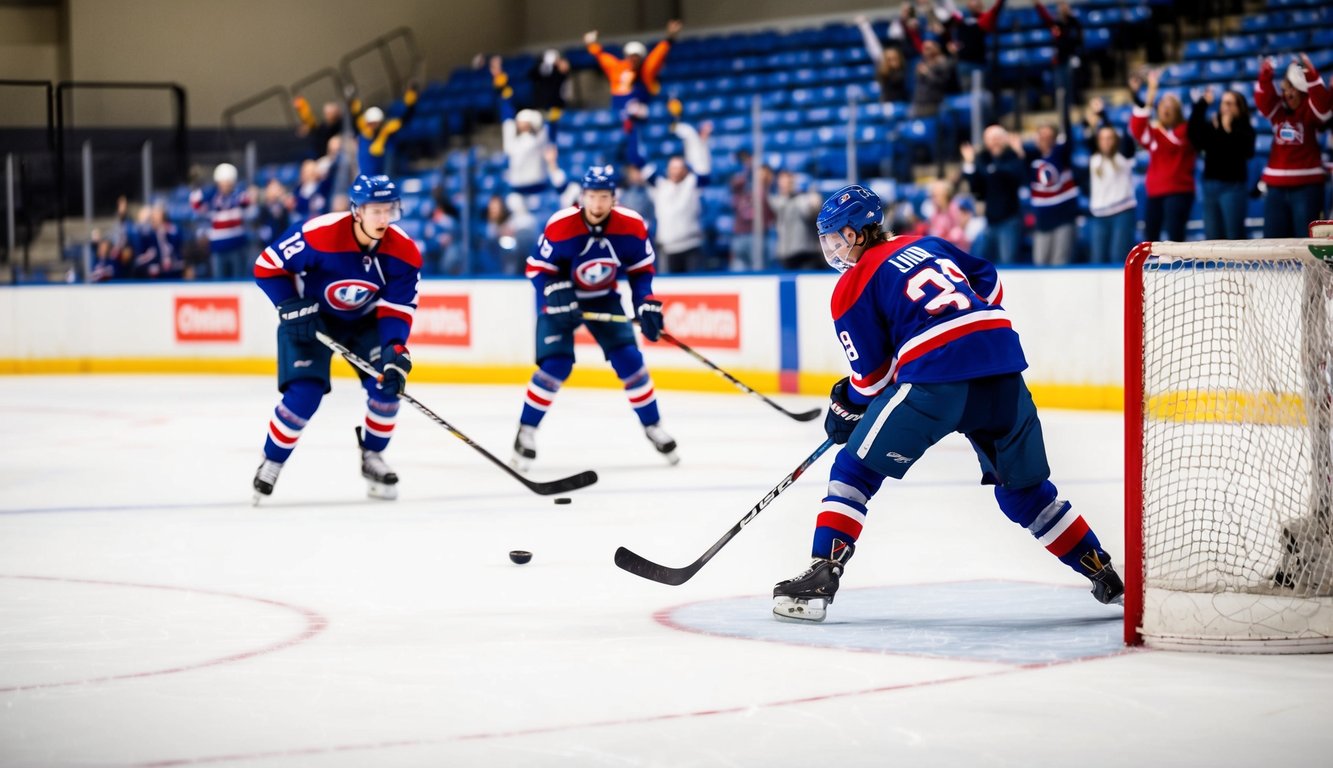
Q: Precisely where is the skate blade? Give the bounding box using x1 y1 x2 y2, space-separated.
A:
662 450 680 466
366 481 399 501
251 492 265 507
772 597 828 623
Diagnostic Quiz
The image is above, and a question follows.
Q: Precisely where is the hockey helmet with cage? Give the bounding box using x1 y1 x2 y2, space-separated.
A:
348 174 402 222
582 165 617 191
816 184 883 273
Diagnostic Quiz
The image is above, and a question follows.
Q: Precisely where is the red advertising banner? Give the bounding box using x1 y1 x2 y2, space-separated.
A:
576 293 740 349
413 295 472 347
174 296 240 342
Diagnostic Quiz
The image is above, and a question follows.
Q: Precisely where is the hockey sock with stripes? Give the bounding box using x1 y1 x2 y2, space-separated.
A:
263 379 322 463
811 451 887 559
520 356 573 428
608 345 660 426
358 395 400 453
995 480 1109 575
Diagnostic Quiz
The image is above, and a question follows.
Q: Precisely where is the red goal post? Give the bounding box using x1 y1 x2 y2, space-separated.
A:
1124 226 1333 652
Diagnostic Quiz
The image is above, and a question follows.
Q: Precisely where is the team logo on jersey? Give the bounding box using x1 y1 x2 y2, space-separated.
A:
324 279 379 311
574 257 619 291
1034 160 1060 187
1276 123 1304 145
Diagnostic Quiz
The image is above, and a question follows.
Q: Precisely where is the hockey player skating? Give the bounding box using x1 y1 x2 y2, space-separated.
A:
772 184 1123 622
251 174 421 502
511 165 678 470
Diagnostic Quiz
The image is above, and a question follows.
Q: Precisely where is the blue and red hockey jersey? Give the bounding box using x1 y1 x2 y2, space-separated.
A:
831 235 1027 402
189 185 253 253
524 205 656 311
253 212 422 346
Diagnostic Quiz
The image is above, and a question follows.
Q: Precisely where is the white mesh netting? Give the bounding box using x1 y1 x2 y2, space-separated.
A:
1136 239 1333 652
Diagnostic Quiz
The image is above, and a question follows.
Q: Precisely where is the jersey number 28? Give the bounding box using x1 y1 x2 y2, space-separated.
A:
906 258 973 315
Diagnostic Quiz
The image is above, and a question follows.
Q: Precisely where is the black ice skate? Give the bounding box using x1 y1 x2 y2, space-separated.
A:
357 427 399 500
773 541 854 623
644 423 679 465
1272 513 1332 593
252 459 284 505
1081 549 1125 605
511 425 537 473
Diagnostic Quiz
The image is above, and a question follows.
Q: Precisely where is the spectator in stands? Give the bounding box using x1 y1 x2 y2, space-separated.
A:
530 49 570 133
855 15 911 103
584 20 682 134
770 171 823 270
89 228 133 283
885 3 923 55
618 164 656 235
961 125 1025 264
1083 97 1138 263
1021 119 1078 266
480 193 537 275
351 78 420 177
629 109 713 274
293 136 339 220
1035 1 1085 107
1255 55 1331 238
941 0 1006 91
255 179 294 246
492 56 565 214
908 31 956 119
189 162 254 280
135 202 185 280
729 151 776 271
427 193 464 275
921 178 972 250
1130 70 1196 242
1188 87 1256 241
293 97 344 160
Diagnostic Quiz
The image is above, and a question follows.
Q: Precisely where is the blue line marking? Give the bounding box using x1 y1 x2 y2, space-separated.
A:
778 275 800 376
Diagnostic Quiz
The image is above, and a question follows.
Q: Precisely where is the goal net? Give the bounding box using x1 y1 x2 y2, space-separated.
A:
1124 231 1333 652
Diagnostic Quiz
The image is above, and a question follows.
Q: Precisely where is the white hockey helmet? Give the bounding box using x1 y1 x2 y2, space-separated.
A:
213 163 238 184
1286 61 1310 93
516 109 544 130
363 106 385 124
624 41 647 58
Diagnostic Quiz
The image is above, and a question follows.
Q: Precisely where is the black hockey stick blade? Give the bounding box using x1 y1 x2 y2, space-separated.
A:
614 439 834 585
523 468 599 495
790 407 823 422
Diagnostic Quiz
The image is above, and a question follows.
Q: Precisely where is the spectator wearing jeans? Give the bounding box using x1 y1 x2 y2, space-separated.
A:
1083 97 1138 263
961 125 1026 264
1255 55 1331 237
1130 70 1196 242
1188 87 1256 240
1022 120 1078 266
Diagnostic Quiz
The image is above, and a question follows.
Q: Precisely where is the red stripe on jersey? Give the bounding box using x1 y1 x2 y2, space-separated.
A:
831 236 924 320
377 305 414 325
816 510 864 540
894 318 1013 372
269 422 299 447
1045 515 1090 557
254 265 288 278
544 207 590 242
604 207 649 238
850 358 893 391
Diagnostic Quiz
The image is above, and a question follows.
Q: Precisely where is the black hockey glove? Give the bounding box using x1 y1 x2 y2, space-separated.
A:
543 280 581 333
824 377 867 445
636 296 664 342
377 343 412 397
276 297 323 343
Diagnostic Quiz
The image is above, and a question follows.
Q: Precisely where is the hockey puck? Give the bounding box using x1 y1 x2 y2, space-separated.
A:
554 497 572 505
509 550 532 565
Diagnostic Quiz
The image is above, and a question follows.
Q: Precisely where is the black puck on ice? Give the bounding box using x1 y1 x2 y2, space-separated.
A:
553 497 572 505
509 550 532 565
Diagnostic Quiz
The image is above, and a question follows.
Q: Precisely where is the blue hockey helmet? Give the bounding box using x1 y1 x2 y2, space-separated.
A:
582 164 617 191
348 174 402 222
816 184 884 273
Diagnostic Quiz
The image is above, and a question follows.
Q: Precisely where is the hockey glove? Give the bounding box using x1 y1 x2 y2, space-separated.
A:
824 377 867 445
276 297 323 343
378 343 412 397
636 297 665 342
542 280 581 333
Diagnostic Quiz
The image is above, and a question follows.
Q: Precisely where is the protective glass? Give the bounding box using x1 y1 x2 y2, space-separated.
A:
356 200 403 223
820 230 855 273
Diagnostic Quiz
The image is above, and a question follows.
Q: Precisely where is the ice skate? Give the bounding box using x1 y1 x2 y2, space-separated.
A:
644 423 679 465
511 425 537 473
1081 550 1125 605
1272 514 1333 593
773 542 854 623
357 427 399 500
252 459 283 505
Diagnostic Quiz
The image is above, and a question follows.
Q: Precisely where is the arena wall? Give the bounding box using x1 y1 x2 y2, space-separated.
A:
0 268 1124 411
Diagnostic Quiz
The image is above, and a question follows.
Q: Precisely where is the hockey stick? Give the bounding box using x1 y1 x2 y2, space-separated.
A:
614 438 835 585
581 311 822 422
315 331 598 496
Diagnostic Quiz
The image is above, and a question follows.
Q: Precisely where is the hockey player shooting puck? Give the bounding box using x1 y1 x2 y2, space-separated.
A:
509 550 532 565
554 497 572 505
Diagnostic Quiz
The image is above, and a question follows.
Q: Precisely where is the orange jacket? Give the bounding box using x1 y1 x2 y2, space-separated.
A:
587 40 671 98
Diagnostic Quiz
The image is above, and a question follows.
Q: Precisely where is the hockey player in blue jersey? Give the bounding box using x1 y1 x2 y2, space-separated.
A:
250 174 422 502
510 165 679 470
772 184 1123 622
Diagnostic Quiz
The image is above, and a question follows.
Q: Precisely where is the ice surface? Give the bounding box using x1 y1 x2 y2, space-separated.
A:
1 375 1331 767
